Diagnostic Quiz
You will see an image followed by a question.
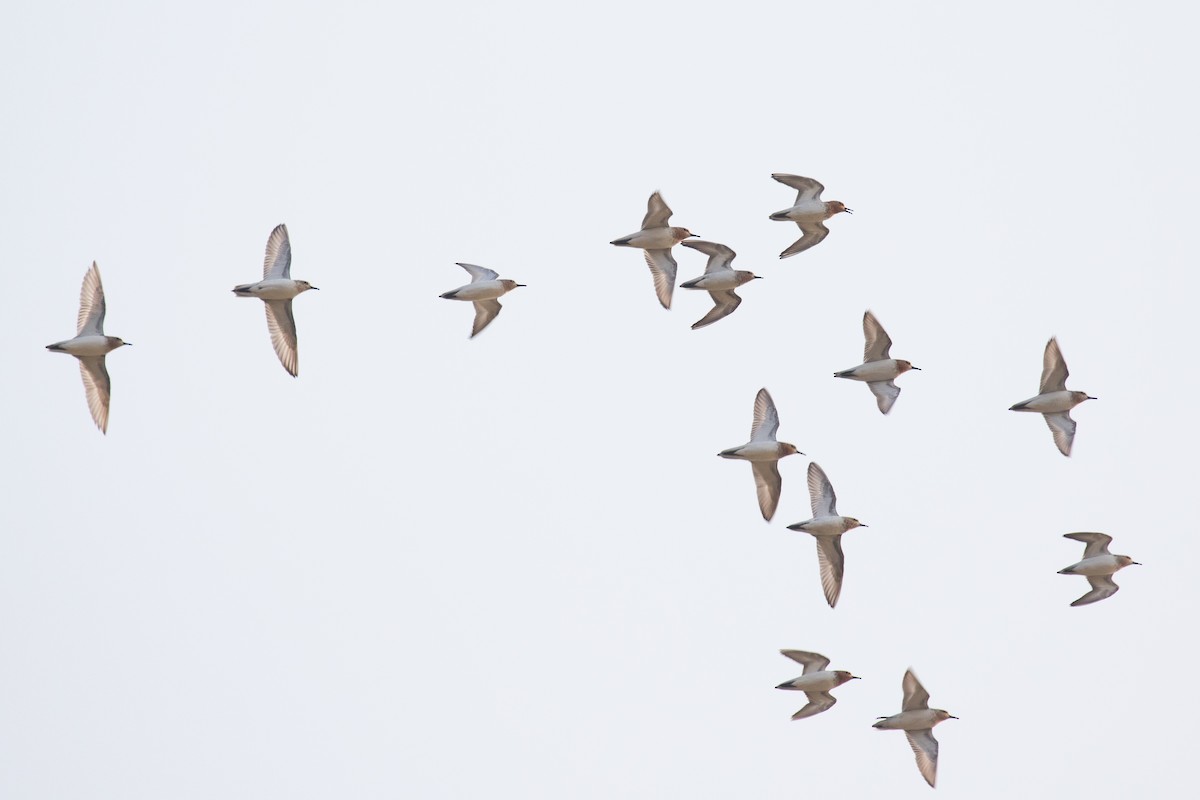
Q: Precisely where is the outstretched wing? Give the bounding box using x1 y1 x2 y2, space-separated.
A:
868 381 901 415
457 262 499 282
791 692 837 720
77 262 107 335
779 650 830 674
1072 574 1120 606
1063 532 1113 559
863 310 893 361
902 669 930 711
470 299 503 338
1044 411 1076 456
263 224 292 279
643 249 677 309
771 173 825 204
751 388 780 441
814 535 845 608
807 462 838 517
77 355 111 433
905 729 940 788
751 461 782 522
779 221 829 258
1039 337 1069 394
681 239 736 273
264 299 299 376
641 191 673 229
691 290 741 330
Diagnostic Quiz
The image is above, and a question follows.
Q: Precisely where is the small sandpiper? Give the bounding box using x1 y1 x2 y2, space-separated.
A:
610 191 697 309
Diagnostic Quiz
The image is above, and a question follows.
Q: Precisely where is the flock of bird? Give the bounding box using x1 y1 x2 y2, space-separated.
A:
43 173 1140 789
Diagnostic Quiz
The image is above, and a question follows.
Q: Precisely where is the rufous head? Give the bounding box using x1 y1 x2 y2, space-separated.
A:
1071 391 1097 404
834 670 860 685
1117 555 1141 568
501 279 526 291
932 709 958 724
826 201 852 217
670 227 699 242
779 443 804 457
896 360 920 373
844 517 867 529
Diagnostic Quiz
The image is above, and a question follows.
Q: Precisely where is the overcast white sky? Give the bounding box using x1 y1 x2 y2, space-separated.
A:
2 1 1197 797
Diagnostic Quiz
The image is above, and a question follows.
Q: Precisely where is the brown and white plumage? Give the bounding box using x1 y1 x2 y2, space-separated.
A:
439 263 526 339
1009 337 1096 456
610 191 697 309
775 650 859 720
833 311 919 414
1058 532 1140 606
45 262 131 434
717 388 802 522
873 669 957 788
679 240 761 329
768 174 851 259
232 224 319 377
785 463 867 608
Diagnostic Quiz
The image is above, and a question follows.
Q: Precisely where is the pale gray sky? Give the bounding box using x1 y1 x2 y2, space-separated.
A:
2 1 1196 797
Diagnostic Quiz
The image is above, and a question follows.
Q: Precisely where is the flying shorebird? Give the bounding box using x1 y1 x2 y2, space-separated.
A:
834 310 919 414
873 669 957 788
679 240 762 329
1058 532 1140 606
232 224 318 377
46 262 131 433
718 388 802 521
774 649 860 720
1009 337 1096 456
786 462 867 608
768 174 851 258
440 263 526 338
609 191 697 309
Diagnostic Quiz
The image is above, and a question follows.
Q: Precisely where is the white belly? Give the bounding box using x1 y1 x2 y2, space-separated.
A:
615 229 680 250
791 516 849 536
1013 390 1079 413
450 281 506 301
52 335 116 356
686 271 743 291
247 279 303 300
772 201 827 223
837 359 902 382
787 671 840 692
724 441 784 461
1069 555 1122 576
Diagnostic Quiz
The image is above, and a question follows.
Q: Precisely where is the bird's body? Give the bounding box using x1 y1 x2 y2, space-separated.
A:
768 174 850 258
786 462 866 608
679 240 760 329
46 262 130 434
1058 532 1139 606
718 388 802 521
440 263 525 338
610 191 697 309
774 650 859 720
232 277 311 301
232 224 317 377
874 669 956 788
1009 337 1095 455
834 311 918 414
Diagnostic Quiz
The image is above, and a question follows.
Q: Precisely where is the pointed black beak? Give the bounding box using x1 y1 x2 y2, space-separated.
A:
850 676 861 680
1132 561 1143 565
948 715 959 719
516 284 527 287
844 208 854 214
910 366 921 370
311 287 320 290
753 275 764 279
125 342 134 346
1087 395 1098 399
